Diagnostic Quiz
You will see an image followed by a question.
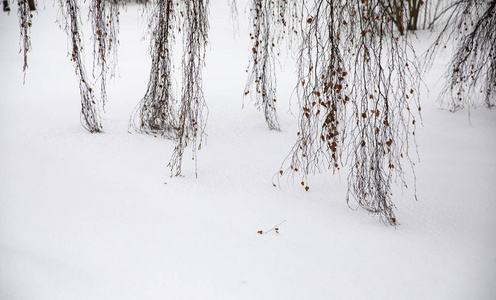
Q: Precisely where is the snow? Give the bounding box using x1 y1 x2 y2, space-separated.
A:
1 2 496 299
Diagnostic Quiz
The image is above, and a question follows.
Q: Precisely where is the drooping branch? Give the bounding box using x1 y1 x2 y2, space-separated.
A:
129 0 178 138
17 0 34 82
168 0 210 177
278 0 420 225
285 1 348 186
227 0 239 34
58 0 102 133
425 0 496 111
90 0 120 108
447 0 495 109
244 0 298 130
244 0 281 130
345 1 421 224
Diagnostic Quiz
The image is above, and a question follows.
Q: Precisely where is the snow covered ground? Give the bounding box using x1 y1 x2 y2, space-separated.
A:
1 2 495 299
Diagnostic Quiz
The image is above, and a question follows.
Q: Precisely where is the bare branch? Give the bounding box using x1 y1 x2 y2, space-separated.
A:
58 0 103 133
129 0 178 138
244 0 285 131
169 0 210 177
17 0 34 83
278 0 421 225
90 0 121 109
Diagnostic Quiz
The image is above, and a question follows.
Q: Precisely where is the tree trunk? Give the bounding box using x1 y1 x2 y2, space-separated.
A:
3 0 10 12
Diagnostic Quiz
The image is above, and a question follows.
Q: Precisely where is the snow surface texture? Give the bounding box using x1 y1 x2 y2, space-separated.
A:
1 2 495 300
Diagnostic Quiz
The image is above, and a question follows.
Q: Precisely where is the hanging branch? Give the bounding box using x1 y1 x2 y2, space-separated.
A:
90 0 120 109
17 0 34 82
244 0 281 130
278 0 420 225
227 0 239 34
428 0 495 111
423 0 496 111
168 0 210 177
58 0 102 133
279 1 347 192
129 0 178 138
450 0 496 109
244 0 298 130
345 1 421 225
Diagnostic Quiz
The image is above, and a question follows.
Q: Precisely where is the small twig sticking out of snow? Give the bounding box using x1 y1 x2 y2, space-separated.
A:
257 220 286 235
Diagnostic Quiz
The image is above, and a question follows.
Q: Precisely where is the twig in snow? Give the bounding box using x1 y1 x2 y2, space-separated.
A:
257 220 286 235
